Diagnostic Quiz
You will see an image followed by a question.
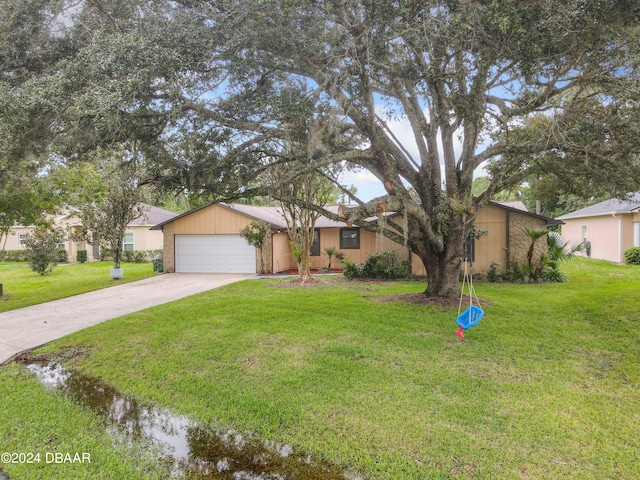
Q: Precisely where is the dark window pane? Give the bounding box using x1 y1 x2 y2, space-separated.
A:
340 228 360 249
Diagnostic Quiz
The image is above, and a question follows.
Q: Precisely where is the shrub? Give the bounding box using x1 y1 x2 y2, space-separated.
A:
122 250 135 263
342 259 362 278
55 249 68 264
487 262 501 282
77 250 87 263
240 221 271 274
542 267 566 282
107 249 157 263
0 250 28 262
99 248 113 261
23 226 66 275
343 251 411 280
133 251 147 263
624 247 640 265
492 229 582 284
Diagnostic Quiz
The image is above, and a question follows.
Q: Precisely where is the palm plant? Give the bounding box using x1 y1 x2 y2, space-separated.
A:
542 232 583 282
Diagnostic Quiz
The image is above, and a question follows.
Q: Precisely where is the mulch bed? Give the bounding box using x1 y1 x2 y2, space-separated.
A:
268 275 478 308
373 293 477 309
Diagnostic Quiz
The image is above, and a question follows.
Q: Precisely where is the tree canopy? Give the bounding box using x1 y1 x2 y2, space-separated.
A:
2 0 640 296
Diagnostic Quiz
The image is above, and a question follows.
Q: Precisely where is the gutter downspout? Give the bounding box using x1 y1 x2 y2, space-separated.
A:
505 210 511 271
613 213 623 263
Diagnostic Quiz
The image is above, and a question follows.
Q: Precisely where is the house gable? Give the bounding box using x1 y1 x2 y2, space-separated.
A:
171 203 255 235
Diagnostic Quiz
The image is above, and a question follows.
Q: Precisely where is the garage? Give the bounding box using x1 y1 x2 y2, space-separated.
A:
174 235 256 273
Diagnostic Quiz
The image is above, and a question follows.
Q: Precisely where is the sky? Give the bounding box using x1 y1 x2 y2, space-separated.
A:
338 112 489 202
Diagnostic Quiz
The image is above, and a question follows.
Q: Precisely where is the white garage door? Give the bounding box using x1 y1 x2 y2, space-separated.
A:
175 235 256 273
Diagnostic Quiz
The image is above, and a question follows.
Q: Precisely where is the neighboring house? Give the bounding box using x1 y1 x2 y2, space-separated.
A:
4 203 177 263
151 201 560 275
557 193 640 263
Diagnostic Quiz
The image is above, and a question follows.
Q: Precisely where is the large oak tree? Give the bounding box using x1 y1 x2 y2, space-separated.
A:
3 0 640 297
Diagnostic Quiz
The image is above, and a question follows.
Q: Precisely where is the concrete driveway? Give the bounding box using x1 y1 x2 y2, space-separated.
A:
0 273 254 365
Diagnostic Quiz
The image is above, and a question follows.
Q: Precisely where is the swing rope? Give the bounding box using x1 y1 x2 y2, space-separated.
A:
455 255 484 339
457 260 482 317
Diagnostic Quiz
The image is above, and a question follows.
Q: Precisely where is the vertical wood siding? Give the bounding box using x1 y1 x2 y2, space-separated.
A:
172 204 253 234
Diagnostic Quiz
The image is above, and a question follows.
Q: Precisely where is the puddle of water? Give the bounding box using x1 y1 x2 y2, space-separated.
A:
26 362 364 480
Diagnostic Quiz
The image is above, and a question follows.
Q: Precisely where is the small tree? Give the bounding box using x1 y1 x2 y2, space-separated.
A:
72 149 149 272
543 233 583 282
240 220 271 274
324 247 336 270
324 247 344 271
24 225 65 275
525 227 550 276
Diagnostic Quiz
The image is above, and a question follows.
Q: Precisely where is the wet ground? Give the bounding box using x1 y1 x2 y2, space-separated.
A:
24 361 364 480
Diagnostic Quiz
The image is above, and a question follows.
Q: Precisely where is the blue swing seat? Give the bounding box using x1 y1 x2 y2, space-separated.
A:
456 305 484 330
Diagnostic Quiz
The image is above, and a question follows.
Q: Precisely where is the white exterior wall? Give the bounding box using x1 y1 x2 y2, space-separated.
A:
561 214 630 263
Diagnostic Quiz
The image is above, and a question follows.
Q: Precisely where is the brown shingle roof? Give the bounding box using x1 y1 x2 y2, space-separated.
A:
130 204 178 226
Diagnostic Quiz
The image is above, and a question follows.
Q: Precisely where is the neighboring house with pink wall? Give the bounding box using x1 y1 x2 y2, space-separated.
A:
4 203 176 263
557 193 640 264
152 201 560 275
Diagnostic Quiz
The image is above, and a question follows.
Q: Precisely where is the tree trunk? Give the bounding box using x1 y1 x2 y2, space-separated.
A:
112 234 123 269
415 216 466 298
423 251 462 298
259 246 266 274
298 251 312 283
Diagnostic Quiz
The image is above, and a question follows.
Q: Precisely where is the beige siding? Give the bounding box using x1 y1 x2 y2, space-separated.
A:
172 204 253 234
338 229 377 265
409 205 550 276
315 229 342 269
473 205 508 273
272 231 294 272
411 253 426 276
507 210 548 270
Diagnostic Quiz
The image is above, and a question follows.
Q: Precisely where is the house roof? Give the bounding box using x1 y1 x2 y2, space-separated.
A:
151 200 561 230
489 201 562 225
130 204 179 226
151 202 352 231
12 203 176 229
495 200 528 212
556 193 640 220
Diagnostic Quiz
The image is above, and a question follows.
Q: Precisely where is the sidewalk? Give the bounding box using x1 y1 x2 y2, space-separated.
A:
0 273 253 365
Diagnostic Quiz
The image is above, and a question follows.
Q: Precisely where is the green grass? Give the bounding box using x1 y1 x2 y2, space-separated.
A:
0 261 156 312
1 258 639 479
0 363 168 479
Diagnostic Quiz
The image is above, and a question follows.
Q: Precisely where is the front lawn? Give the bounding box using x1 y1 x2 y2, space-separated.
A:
0 261 156 312
1 258 639 479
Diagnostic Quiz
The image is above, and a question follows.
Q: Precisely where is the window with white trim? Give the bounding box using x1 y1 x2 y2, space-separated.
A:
123 233 134 251
18 234 28 248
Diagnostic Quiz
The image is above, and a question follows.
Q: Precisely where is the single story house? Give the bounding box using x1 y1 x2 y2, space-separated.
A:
151 201 560 275
4 203 177 263
557 193 640 263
